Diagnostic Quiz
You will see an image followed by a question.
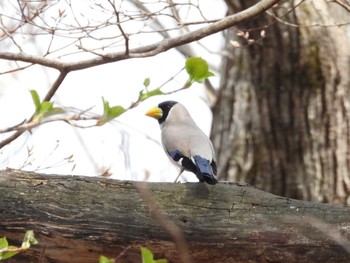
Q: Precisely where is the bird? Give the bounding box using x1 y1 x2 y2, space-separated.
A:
146 100 217 185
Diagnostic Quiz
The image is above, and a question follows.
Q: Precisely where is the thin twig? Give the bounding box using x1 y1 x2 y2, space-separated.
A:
0 107 98 134
114 245 131 261
330 0 350 12
157 67 185 90
267 0 350 28
43 70 68 101
0 119 27 133
108 0 129 55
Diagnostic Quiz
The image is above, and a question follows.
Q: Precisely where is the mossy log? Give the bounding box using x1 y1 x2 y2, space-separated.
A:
1 170 350 262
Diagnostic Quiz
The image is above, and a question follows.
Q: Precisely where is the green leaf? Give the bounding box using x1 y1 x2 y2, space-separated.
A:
41 101 53 110
140 247 167 263
0 247 19 260
109 105 126 117
0 231 38 260
99 255 115 263
97 97 126 125
139 88 164 101
0 237 8 249
102 97 111 113
143 78 151 88
48 107 64 116
30 90 41 112
185 57 215 83
30 90 63 123
141 247 154 263
0 237 19 260
21 230 38 249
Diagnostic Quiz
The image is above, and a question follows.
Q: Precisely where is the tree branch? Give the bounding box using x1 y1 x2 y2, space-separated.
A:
331 0 350 12
0 0 281 72
107 0 130 55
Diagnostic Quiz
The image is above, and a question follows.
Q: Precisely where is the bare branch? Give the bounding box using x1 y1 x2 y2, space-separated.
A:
0 52 66 70
267 0 350 27
43 70 68 101
0 0 281 72
0 107 97 134
107 0 129 55
330 0 350 12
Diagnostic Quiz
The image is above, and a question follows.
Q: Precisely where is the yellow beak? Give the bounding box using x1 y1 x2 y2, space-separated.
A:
145 106 163 119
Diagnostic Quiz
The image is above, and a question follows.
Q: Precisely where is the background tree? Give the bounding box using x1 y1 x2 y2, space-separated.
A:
212 0 350 204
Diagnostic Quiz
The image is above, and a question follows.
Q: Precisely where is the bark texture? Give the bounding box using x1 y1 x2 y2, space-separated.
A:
1 170 350 263
212 0 350 204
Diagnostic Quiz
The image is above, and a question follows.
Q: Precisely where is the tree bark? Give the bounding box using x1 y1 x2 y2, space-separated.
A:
212 0 350 204
1 170 350 263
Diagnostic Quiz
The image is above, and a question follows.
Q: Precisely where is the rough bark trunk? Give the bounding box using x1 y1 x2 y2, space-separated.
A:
212 0 350 204
1 170 350 263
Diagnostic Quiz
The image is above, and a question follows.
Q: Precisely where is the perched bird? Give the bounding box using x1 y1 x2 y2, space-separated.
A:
146 100 217 185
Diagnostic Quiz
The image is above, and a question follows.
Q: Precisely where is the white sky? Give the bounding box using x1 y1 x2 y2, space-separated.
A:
0 1 227 183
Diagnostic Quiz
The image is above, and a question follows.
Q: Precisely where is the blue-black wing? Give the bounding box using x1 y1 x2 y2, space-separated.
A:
168 150 217 184
168 150 199 178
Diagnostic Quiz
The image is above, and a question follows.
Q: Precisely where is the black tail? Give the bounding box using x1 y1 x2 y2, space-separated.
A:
199 172 218 185
193 156 217 185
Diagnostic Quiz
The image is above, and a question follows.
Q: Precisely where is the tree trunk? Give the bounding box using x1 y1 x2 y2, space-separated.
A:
212 0 350 204
1 170 350 263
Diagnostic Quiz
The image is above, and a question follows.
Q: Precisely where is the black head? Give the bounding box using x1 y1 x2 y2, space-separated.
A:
157 100 178 124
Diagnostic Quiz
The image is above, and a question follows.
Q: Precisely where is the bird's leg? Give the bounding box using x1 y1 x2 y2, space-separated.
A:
174 167 184 183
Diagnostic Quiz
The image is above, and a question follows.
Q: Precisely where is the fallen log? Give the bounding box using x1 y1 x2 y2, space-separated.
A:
0 170 349 262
